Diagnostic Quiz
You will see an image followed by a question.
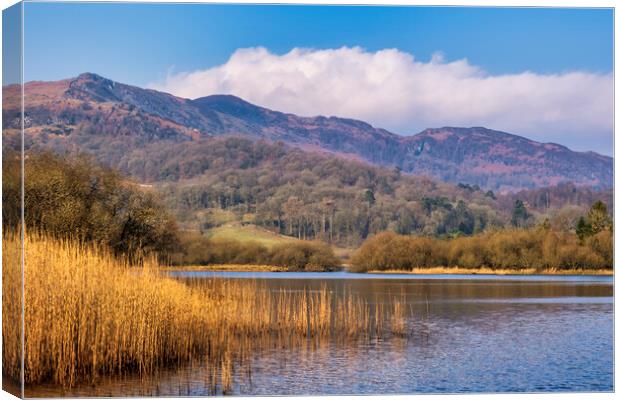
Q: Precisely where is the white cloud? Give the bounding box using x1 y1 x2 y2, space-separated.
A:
149 46 613 153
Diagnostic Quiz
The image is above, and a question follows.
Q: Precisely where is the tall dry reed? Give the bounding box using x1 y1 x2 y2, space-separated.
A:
2 229 23 388
3 233 412 392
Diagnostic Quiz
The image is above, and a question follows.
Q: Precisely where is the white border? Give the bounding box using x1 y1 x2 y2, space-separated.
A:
0 1 616 400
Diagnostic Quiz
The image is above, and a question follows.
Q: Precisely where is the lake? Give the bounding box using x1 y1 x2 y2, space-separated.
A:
26 272 613 396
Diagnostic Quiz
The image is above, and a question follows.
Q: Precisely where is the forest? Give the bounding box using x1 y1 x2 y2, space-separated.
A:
140 137 611 247
14 132 614 246
2 150 340 270
3 138 613 271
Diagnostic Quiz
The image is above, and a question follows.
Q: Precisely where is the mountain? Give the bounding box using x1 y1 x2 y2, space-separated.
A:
399 127 612 190
3 72 612 191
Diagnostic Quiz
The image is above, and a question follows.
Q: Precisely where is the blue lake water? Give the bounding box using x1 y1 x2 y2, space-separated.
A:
168 270 614 282
27 272 613 396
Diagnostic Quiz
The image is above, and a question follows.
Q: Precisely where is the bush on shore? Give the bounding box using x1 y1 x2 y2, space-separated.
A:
269 241 341 271
350 228 613 272
3 151 179 261
171 232 341 271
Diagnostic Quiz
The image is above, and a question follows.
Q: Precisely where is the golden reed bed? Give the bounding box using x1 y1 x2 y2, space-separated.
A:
2 233 408 393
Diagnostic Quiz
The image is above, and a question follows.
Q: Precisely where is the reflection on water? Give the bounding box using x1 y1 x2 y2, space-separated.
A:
169 270 613 282
26 273 613 396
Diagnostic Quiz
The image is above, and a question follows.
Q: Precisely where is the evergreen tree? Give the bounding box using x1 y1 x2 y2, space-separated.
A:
511 199 530 228
445 200 475 235
364 189 376 206
576 216 591 242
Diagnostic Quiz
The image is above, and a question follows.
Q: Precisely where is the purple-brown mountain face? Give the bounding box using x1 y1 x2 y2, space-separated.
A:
3 73 612 191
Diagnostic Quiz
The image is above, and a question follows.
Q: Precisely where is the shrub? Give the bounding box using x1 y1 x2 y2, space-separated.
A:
171 233 340 271
586 230 613 267
3 151 179 261
351 227 613 272
448 235 490 268
350 232 447 271
269 242 341 271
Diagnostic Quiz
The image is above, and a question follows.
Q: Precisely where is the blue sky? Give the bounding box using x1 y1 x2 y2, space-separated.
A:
8 3 615 154
21 4 612 85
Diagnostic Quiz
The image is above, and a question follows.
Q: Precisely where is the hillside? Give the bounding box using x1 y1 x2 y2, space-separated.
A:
399 127 612 190
4 129 612 247
3 72 613 191
144 137 609 246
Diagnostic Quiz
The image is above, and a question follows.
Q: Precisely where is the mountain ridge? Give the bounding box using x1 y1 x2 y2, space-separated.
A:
2 72 612 191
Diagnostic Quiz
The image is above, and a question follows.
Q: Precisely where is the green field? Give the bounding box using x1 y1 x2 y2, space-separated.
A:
205 223 299 248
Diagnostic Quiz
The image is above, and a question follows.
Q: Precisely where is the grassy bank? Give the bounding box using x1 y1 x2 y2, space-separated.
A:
367 267 613 276
205 223 355 262
162 264 291 272
168 264 613 275
3 233 408 391
163 263 345 272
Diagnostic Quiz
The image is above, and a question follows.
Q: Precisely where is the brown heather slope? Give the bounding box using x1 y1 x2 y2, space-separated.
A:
2 72 612 191
400 127 612 191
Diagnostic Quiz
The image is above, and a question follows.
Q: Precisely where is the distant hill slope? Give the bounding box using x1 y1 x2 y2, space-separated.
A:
3 72 612 191
399 127 612 190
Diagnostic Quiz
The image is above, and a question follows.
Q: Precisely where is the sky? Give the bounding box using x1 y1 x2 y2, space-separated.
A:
12 3 615 155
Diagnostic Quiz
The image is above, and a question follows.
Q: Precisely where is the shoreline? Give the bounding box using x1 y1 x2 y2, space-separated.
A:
162 264 612 276
366 267 613 276
161 264 291 272
162 264 339 272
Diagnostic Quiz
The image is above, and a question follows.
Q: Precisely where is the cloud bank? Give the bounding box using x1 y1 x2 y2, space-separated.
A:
149 47 613 154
